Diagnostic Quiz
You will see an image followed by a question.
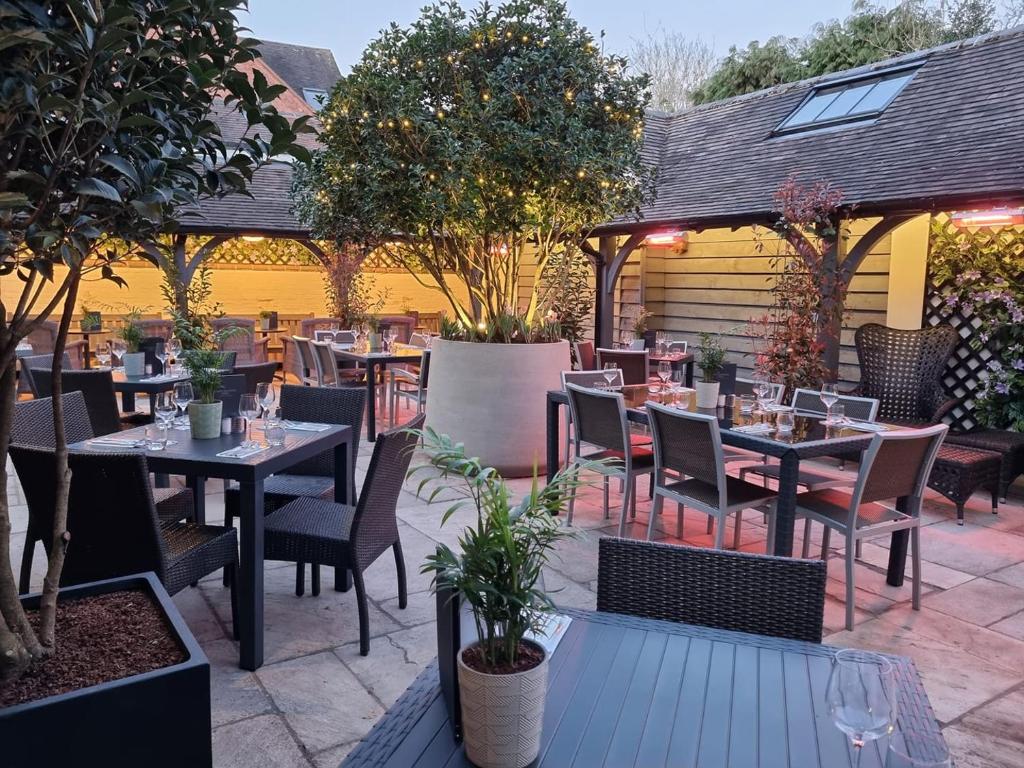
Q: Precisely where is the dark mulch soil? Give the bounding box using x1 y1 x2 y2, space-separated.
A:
0 589 185 708
462 642 544 675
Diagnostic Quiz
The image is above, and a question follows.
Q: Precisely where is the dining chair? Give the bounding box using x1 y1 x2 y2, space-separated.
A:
235 361 279 395
596 538 827 642
19 352 73 397
668 341 688 355
409 332 430 349
559 369 627 466
10 446 238 636
564 383 656 536
735 377 786 404
30 368 147 436
212 317 269 364
263 414 424 655
299 317 343 339
291 336 320 386
389 349 430 427
788 423 948 629
790 387 880 421
595 348 649 385
573 340 596 370
646 401 778 548
135 318 174 340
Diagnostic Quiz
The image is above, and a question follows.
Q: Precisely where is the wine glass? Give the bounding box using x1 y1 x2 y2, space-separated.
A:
657 360 672 388
256 382 275 420
154 392 177 428
94 343 112 369
826 649 896 767
820 382 839 423
239 394 261 448
172 381 193 430
387 329 398 351
110 338 126 371
752 374 769 406
153 340 168 376
885 734 951 767
602 362 619 389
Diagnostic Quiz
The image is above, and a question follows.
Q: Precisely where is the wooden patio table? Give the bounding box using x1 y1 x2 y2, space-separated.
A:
546 385 912 587
69 422 353 671
333 346 423 441
341 607 945 768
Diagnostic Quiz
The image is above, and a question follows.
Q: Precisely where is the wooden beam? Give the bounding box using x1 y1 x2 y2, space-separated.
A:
595 236 614 347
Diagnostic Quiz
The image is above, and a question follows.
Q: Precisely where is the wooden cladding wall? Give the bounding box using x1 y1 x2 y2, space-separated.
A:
643 221 893 385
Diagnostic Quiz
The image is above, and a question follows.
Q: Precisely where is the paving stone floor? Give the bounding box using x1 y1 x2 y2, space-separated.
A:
7 436 1024 767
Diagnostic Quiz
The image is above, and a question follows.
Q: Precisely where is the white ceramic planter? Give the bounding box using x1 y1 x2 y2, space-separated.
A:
425 339 569 477
122 352 146 377
458 641 548 768
188 401 223 439
695 380 720 409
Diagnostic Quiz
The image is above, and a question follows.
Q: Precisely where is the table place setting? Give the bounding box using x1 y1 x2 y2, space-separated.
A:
281 420 331 432
731 422 776 434
216 444 270 460
86 436 146 448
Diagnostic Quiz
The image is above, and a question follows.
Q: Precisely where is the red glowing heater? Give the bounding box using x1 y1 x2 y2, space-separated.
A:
644 231 686 246
950 207 1024 228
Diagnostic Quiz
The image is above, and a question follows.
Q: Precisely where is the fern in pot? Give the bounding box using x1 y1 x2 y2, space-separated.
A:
695 331 726 408
416 429 587 768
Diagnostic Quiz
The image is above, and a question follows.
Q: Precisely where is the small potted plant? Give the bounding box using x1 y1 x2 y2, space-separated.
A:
695 331 726 408
416 429 585 768
79 306 102 332
632 306 654 350
366 315 383 353
258 310 278 331
118 308 146 376
180 346 226 438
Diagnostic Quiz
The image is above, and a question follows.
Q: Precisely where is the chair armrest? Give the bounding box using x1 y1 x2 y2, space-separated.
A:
926 391 961 424
254 336 270 363
65 339 89 369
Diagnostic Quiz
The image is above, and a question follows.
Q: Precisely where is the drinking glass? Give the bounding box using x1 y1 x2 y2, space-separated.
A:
387 329 398 351
110 339 126 371
167 336 182 363
829 403 846 426
153 340 168 376
265 422 286 447
820 382 839 421
826 649 896 767
154 392 177 427
145 423 167 451
94 343 111 369
256 382 275 419
239 394 261 448
674 389 691 410
602 362 618 389
172 381 193 430
657 360 672 387
752 375 769 405
739 394 755 414
776 411 795 433
885 736 951 768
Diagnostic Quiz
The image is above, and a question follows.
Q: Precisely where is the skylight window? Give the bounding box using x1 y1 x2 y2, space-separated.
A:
775 66 918 135
303 88 329 109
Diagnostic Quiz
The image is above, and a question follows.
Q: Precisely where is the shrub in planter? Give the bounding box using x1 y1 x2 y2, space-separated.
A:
416 430 588 768
0 573 212 768
695 331 726 408
181 346 227 438
118 308 147 376
79 309 102 332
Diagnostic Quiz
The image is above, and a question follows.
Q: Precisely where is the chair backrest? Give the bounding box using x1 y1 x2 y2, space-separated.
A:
291 336 318 384
564 383 629 456
21 353 71 397
409 333 430 349
597 538 827 642
311 340 341 386
213 317 260 364
136 318 174 340
138 336 166 375
279 384 366 476
668 341 688 355
24 321 58 353
235 362 278 394
791 388 880 422
849 424 948 511
334 330 356 345
33 370 122 436
215 350 237 372
561 369 623 390
300 317 343 338
735 377 786 404
573 341 596 370
313 330 337 343
9 447 166 588
853 323 957 423
350 414 425 570
375 315 415 343
417 349 431 391
12 392 95 447
646 402 727 508
595 349 648 385
216 374 246 417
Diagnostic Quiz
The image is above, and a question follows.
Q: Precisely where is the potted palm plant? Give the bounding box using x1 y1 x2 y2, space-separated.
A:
180 347 226 438
695 331 726 408
416 429 586 768
118 308 146 376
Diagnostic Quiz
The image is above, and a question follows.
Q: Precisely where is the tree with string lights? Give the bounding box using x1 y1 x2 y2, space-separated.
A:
293 0 653 327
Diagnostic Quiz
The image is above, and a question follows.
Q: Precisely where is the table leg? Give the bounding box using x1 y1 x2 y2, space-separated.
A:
334 438 352 506
237 478 265 671
887 497 910 587
365 359 377 442
772 452 800 557
82 335 92 369
685 361 694 388
186 476 206 524
546 396 560 485
120 391 136 412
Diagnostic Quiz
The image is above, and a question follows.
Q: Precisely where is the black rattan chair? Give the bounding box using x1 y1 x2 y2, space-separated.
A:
9 446 239 634
263 415 425 655
850 324 958 425
235 361 279 395
31 368 146 435
596 537 827 643
19 352 72 397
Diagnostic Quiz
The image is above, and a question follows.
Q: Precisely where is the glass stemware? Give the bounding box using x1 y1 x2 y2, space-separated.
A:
154 392 177 428
752 374 769 406
602 362 619 389
239 394 261 448
153 341 168 376
172 381 193 430
826 649 897 767
110 338 126 371
657 360 672 388
256 382 275 420
820 382 839 423
885 735 951 768
94 343 112 369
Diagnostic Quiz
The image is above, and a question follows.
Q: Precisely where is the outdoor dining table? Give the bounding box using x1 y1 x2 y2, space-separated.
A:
333 346 423 441
341 606 946 767
69 421 353 671
546 385 913 587
111 369 190 413
67 326 106 369
649 351 695 387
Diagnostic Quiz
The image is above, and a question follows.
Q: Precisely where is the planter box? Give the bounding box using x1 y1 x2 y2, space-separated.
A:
0 573 212 768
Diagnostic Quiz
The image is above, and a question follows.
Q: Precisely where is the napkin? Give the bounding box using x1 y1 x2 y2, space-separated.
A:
841 420 889 433
87 437 145 448
216 445 269 459
764 404 793 413
732 423 775 434
140 374 174 382
282 420 331 432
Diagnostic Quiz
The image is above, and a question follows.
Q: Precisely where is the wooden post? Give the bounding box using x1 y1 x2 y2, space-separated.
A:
596 236 615 348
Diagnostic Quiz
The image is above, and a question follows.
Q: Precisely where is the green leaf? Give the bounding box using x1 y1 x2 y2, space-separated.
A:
76 177 122 202
97 154 141 188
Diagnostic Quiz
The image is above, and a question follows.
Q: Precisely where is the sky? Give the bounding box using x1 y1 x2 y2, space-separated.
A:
240 0 856 73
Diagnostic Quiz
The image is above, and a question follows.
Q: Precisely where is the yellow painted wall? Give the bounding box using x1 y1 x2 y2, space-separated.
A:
886 214 931 330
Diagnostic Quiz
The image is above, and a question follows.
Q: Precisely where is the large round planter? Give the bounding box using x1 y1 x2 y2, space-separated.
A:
122 351 146 377
458 641 548 768
188 401 223 439
426 339 569 476
695 380 720 409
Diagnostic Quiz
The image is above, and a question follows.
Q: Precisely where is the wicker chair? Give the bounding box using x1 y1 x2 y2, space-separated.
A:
10 446 237 633
19 353 72 397
790 424 948 630
29 368 148 435
573 340 596 370
389 349 430 427
300 317 344 338
263 415 424 655
564 383 656 536
646 402 778 548
212 317 269 364
23 321 87 367
596 538 827 643
136 318 174 340
235 361 279 395
290 336 320 386
850 324 958 425
559 369 629 466
374 315 415 343
595 348 648 385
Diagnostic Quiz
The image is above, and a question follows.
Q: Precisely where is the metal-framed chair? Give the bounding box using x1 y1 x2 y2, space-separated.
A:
789 423 948 629
19 353 73 397
646 401 778 548
790 387 880 421
263 414 424 655
735 377 786 403
564 383 656 536
596 538 827 643
389 349 430 427
10 446 238 635
559 369 627 466
291 336 320 386
595 348 649 385
573 340 596 370
668 341 688 355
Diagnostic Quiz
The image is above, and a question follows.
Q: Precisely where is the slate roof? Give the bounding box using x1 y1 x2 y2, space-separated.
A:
257 40 341 96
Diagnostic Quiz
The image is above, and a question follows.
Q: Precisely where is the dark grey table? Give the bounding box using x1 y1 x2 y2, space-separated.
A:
546 386 913 587
649 351 695 388
334 348 423 441
342 608 945 768
111 370 190 413
70 423 353 670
